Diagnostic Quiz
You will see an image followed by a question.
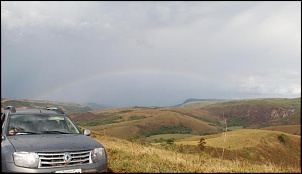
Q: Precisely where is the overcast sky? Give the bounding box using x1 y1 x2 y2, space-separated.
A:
1 1 301 107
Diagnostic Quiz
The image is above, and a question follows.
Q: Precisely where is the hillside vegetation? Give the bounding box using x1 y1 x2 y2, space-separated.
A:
260 125 300 135
181 98 301 128
70 98 301 139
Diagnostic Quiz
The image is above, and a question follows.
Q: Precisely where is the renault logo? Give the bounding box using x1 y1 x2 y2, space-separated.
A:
63 153 72 164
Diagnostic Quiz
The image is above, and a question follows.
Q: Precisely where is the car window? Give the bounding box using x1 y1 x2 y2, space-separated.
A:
7 114 80 135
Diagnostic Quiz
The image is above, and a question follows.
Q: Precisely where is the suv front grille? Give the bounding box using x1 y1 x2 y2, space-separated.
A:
37 150 92 168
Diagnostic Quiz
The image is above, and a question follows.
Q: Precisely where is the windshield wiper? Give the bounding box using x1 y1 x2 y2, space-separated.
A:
41 130 69 134
16 131 38 135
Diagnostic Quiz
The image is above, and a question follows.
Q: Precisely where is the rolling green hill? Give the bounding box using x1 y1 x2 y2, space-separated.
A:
70 98 301 138
70 107 222 139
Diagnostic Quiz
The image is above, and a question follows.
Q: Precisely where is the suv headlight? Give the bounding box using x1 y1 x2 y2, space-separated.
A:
91 147 106 162
13 152 39 168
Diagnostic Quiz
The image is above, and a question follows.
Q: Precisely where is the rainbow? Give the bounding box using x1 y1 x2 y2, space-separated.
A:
33 67 213 100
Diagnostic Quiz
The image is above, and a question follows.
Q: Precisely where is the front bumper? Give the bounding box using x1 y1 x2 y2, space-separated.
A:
1 160 107 173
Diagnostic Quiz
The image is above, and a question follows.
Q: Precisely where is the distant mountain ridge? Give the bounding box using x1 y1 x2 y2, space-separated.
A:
83 102 112 110
172 98 225 107
184 98 215 103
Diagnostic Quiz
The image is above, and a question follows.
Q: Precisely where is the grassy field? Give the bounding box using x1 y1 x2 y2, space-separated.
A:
174 129 301 167
89 129 301 173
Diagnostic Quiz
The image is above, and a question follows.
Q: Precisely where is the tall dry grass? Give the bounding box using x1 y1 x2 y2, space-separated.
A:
91 131 300 173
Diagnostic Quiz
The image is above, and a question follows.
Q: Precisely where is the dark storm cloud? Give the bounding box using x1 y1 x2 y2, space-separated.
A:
1 1 301 107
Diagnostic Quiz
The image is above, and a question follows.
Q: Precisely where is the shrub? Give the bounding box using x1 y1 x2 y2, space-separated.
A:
165 138 175 144
129 115 147 120
277 134 286 144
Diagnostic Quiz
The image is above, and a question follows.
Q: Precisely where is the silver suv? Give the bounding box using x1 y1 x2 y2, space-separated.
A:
1 106 108 173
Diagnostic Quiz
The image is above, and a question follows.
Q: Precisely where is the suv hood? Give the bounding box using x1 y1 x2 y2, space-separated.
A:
7 134 102 152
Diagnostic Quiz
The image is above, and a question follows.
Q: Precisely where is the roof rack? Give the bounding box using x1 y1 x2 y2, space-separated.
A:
46 107 65 114
6 106 16 113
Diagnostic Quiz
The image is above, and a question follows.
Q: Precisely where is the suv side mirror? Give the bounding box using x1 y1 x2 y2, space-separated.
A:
1 134 5 143
83 129 90 136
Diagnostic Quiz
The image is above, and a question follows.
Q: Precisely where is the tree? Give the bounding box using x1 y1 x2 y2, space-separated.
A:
198 137 206 152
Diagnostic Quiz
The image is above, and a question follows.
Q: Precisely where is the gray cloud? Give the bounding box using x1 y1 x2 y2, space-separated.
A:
1 1 301 107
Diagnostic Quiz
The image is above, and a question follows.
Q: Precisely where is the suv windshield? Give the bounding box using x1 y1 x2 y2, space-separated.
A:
7 114 80 135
